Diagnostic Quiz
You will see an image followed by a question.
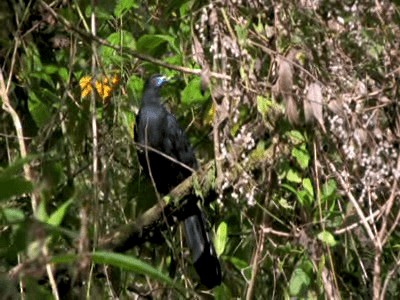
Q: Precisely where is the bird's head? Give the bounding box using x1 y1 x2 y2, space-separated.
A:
145 74 169 90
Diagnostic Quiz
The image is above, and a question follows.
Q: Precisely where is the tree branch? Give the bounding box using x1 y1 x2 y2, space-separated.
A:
98 162 215 252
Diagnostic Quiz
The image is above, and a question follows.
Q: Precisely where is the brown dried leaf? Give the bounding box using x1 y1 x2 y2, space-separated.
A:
275 59 299 125
327 98 344 116
304 82 325 132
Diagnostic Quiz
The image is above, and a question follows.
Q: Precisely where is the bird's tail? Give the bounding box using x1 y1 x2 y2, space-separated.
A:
183 204 222 289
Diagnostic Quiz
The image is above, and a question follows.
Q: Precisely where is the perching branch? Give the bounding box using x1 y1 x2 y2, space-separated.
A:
98 161 215 252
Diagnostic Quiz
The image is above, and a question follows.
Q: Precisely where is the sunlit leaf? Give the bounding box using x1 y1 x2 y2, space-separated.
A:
292 145 310 169
47 199 73 226
114 0 138 17
0 208 25 223
215 221 227 256
302 178 314 197
289 267 310 296
286 169 302 183
317 231 337 247
181 77 208 105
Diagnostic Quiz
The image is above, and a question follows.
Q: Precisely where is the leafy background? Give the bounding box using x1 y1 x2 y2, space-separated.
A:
1 0 400 299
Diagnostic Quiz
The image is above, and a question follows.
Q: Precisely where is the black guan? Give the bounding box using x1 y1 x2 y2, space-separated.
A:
134 74 221 289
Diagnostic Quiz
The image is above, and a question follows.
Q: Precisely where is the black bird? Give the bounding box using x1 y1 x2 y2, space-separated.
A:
134 74 222 289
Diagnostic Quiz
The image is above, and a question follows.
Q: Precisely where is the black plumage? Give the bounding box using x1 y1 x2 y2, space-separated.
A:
134 74 221 289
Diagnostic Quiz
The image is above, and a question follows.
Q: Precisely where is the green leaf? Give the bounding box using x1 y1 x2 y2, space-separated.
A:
302 178 314 197
286 130 305 143
36 200 49 222
215 222 228 256
317 231 337 247
256 95 271 117
228 257 251 280
322 179 337 198
289 267 311 296
44 65 58 74
136 34 180 55
0 177 33 201
0 208 25 223
228 256 248 270
234 25 248 45
51 253 76 264
278 197 294 210
181 77 208 105
47 199 73 226
92 252 186 294
114 0 138 17
58 67 69 82
292 145 310 169
52 251 186 294
127 75 144 105
28 91 51 128
286 169 302 183
101 31 135 65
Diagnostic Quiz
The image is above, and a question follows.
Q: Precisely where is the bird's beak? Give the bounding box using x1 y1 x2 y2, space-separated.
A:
161 76 170 84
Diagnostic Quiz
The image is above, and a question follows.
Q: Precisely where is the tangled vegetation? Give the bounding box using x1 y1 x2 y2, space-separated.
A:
1 0 399 299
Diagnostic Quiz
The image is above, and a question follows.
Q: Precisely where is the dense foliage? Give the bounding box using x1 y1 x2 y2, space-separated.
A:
1 0 399 298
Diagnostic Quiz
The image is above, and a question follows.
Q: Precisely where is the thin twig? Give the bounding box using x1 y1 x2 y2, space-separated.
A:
328 161 376 244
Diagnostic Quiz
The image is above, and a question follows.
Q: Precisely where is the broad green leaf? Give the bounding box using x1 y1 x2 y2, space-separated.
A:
317 231 337 247
101 31 135 64
286 169 302 183
292 145 310 169
282 184 309 207
214 283 232 300
286 130 305 143
297 190 311 207
92 251 186 294
181 77 208 105
127 75 144 105
289 267 310 296
322 179 337 198
114 0 138 17
0 177 33 201
44 65 58 74
58 67 69 82
136 34 180 55
215 222 228 256
28 91 51 128
229 257 252 280
302 178 314 197
36 200 49 222
47 199 73 226
235 25 248 45
52 251 186 294
0 208 25 223
228 256 248 270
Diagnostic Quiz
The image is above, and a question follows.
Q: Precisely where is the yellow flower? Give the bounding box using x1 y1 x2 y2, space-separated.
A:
111 74 120 86
79 76 93 98
79 73 120 102
95 81 112 101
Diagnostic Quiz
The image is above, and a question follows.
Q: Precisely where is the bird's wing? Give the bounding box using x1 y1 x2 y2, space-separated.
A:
164 113 198 170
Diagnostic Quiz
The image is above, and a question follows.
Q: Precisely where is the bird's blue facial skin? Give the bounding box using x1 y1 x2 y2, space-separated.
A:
152 76 167 87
